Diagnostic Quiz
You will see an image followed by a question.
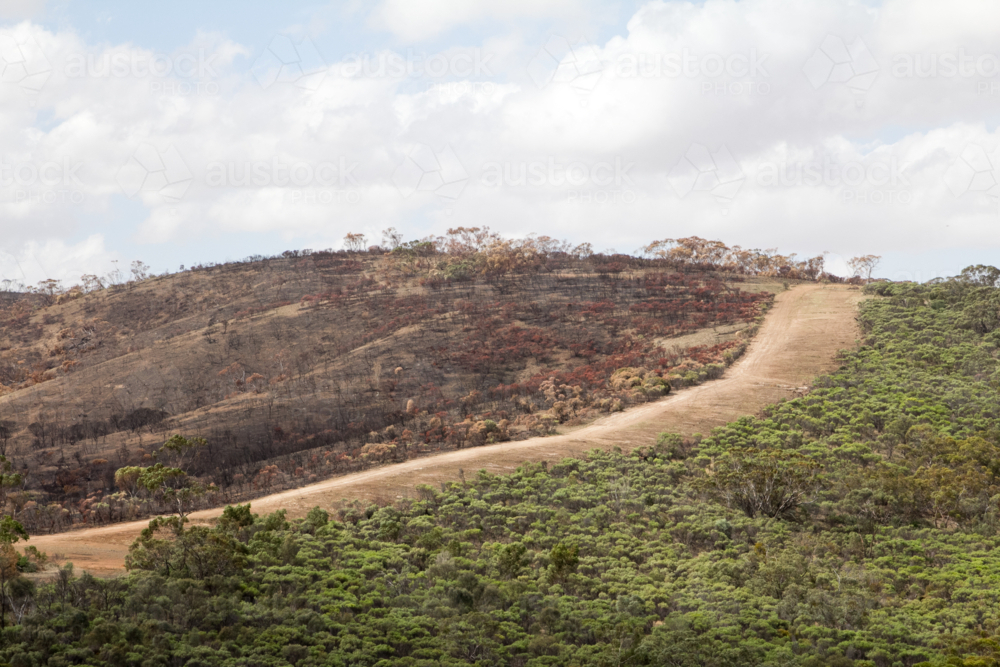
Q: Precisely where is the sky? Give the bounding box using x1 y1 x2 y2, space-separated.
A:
0 0 998 287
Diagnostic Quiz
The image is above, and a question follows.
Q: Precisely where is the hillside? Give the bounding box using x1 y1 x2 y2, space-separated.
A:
26 282 862 575
3 268 1000 666
0 233 830 534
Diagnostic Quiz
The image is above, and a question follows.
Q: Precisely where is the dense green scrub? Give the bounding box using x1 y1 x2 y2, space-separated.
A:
4 269 1000 667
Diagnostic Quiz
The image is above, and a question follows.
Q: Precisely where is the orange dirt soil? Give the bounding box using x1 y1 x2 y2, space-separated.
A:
26 283 865 576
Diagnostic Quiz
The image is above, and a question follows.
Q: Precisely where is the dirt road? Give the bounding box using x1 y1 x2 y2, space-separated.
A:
27 284 864 576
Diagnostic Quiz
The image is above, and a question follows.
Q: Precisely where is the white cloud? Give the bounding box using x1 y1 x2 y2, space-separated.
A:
0 235 117 286
1 0 1000 283
0 0 46 21
368 0 583 42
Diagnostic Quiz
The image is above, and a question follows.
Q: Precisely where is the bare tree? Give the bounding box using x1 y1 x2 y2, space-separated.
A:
344 233 367 252
848 255 881 283
106 260 125 287
130 261 151 282
381 227 404 250
79 274 105 293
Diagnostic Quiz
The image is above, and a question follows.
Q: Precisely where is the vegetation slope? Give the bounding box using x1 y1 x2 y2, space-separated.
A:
0 268 998 665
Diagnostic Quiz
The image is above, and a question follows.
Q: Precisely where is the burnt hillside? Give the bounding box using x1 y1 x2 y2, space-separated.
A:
0 234 828 532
